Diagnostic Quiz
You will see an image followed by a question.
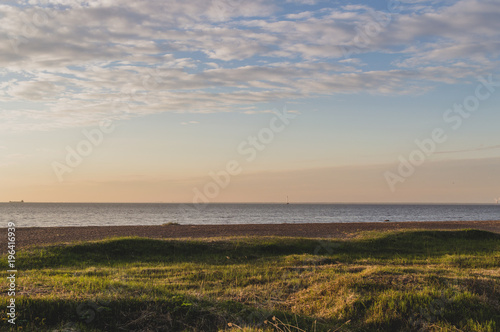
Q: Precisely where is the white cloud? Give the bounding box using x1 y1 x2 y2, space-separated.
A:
8 81 65 100
0 0 498 132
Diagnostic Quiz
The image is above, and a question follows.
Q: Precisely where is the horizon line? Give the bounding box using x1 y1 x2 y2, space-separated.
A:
2 201 499 205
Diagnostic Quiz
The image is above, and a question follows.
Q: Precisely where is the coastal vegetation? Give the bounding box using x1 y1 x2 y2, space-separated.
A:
1 229 499 331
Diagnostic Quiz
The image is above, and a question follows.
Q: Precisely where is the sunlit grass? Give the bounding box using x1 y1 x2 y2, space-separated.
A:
1 229 499 331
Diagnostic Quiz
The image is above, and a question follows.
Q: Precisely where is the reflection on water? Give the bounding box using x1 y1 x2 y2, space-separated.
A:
1 203 499 227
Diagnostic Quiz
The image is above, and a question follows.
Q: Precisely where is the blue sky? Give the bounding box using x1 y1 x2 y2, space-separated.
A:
0 0 499 203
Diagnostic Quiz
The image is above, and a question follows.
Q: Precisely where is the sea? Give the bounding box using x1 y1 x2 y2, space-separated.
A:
1 203 499 227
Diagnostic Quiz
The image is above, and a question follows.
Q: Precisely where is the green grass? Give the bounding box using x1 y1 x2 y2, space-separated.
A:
1 229 499 331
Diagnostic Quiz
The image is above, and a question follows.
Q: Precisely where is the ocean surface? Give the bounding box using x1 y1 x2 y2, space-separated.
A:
1 203 499 227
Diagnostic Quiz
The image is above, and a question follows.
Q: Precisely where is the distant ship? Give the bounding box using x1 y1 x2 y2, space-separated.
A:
9 200 24 203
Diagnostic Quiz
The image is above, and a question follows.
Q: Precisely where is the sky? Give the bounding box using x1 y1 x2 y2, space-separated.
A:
0 0 499 203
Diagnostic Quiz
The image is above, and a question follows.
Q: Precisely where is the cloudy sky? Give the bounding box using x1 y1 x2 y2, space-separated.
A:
1 0 499 203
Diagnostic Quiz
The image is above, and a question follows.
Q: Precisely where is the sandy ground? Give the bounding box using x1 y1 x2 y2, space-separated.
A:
1 220 499 253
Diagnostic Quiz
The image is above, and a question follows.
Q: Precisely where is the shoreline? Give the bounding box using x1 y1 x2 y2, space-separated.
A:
1 220 499 252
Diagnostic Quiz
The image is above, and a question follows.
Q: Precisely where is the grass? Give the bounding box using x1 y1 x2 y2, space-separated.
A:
1 229 499 331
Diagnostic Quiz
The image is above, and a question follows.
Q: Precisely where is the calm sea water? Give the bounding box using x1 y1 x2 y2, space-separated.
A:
1 203 499 227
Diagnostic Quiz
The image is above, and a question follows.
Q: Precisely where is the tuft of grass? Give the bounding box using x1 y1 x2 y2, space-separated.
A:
1 229 499 331
162 222 180 226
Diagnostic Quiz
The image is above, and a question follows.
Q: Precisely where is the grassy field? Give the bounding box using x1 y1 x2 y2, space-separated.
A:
1 229 499 331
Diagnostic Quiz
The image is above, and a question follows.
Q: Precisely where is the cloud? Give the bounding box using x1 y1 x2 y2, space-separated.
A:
8 81 65 100
0 0 498 132
436 144 500 155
